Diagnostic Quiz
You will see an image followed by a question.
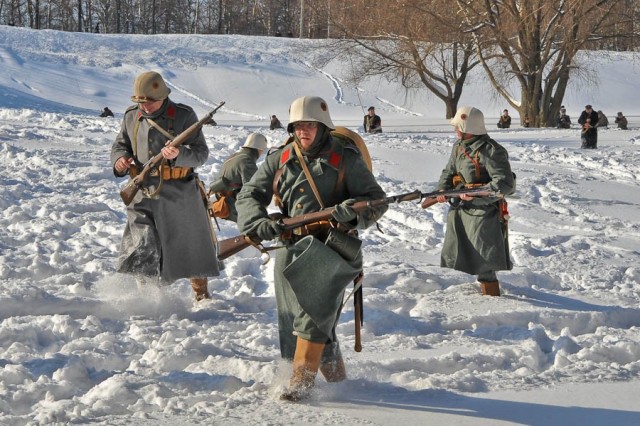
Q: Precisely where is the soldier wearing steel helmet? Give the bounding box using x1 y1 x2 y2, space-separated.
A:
432 106 515 297
236 96 387 401
110 71 220 301
209 133 268 222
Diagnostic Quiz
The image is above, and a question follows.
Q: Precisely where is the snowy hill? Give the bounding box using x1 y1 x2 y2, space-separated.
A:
1 25 640 425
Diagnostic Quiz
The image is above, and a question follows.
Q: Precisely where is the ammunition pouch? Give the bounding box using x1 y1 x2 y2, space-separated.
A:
129 164 193 180
282 220 332 242
210 194 231 219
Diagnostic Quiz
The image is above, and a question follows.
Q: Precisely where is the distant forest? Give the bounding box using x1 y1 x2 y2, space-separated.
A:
1 0 638 51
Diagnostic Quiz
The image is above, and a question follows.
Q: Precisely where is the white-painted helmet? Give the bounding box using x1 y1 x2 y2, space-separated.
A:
242 133 268 151
450 106 487 135
287 96 336 132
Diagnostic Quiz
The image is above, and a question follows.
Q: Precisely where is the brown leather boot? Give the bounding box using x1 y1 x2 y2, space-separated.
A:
190 278 210 301
480 280 501 296
280 337 325 401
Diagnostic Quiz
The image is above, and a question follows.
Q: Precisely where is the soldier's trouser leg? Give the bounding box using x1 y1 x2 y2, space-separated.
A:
320 341 346 382
136 275 161 291
280 336 325 401
190 277 210 301
478 271 500 296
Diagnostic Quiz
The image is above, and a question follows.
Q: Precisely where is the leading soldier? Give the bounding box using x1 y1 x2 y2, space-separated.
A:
110 71 220 301
236 96 387 401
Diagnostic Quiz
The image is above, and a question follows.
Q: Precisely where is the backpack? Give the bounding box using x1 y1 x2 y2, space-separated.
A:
331 126 372 172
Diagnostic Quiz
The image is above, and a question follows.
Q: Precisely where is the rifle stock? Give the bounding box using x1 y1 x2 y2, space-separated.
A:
217 186 501 260
119 101 226 205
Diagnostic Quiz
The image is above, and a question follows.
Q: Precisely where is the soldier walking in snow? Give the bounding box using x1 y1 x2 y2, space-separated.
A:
236 96 387 401
209 133 268 222
110 71 220 301
431 106 515 297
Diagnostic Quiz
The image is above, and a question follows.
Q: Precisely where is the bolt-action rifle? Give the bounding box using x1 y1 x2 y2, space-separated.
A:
119 101 225 206
217 185 502 260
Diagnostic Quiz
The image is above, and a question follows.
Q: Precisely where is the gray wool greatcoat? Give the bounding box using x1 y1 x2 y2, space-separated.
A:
110 99 220 283
236 134 386 359
437 134 515 276
209 147 260 222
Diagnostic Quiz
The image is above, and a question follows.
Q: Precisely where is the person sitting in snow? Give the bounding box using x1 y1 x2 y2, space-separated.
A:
615 112 628 130
363 106 382 133
557 106 571 129
497 109 511 128
100 107 114 118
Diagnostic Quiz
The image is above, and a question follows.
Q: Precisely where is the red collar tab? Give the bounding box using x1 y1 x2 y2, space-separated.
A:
166 105 176 119
328 151 342 168
280 146 292 166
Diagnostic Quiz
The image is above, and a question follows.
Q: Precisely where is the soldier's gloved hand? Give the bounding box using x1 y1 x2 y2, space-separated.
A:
332 199 357 224
255 219 284 241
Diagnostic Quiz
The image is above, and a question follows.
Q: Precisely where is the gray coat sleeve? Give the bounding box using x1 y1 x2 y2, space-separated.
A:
236 153 279 237
173 109 209 169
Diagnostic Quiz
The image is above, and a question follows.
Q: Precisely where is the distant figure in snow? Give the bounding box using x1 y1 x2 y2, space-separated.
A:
578 105 599 149
363 106 382 133
497 109 511 128
270 115 283 130
100 107 114 118
615 112 628 130
596 110 609 128
522 114 531 128
557 106 571 129
203 116 217 126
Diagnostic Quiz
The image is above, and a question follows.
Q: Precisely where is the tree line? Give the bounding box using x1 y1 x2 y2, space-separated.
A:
0 0 332 37
2 0 639 126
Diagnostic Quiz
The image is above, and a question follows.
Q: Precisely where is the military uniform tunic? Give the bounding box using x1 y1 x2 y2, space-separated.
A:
209 147 260 222
236 135 386 359
110 99 220 282
437 134 515 276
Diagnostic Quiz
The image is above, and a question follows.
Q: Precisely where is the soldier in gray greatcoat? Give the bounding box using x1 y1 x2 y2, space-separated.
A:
110 71 220 301
433 106 515 297
209 133 268 222
236 96 387 401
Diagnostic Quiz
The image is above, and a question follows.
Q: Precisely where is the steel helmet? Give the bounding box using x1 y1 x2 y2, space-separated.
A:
242 133 268 151
450 106 487 135
131 71 171 103
287 96 336 132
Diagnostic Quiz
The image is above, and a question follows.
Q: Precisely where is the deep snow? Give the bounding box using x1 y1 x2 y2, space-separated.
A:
1 26 639 425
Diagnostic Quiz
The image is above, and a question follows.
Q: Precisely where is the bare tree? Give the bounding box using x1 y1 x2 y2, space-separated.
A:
456 0 635 127
325 0 480 118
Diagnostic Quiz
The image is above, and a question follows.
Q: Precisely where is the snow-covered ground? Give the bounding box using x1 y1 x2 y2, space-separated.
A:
1 26 639 425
